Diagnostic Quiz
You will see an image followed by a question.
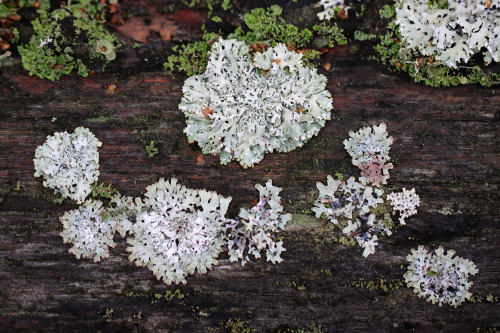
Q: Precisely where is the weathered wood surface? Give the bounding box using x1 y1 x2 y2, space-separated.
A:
1 5 500 332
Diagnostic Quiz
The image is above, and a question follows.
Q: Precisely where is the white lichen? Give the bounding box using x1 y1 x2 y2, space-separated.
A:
396 0 500 68
108 193 145 237
316 0 350 20
404 245 479 307
227 180 291 265
126 178 232 285
34 127 102 203
59 200 117 262
313 124 420 257
344 123 394 185
312 175 384 225
312 175 385 257
179 38 333 168
387 188 420 225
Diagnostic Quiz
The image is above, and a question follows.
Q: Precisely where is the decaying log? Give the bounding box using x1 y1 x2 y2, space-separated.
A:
0 2 499 332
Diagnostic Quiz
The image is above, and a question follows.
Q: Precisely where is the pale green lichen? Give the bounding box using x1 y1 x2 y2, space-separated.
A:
343 123 394 186
34 127 101 203
179 38 333 168
404 245 478 307
59 200 117 262
371 3 500 86
227 180 291 266
396 0 500 68
312 124 419 257
387 188 421 225
126 178 232 285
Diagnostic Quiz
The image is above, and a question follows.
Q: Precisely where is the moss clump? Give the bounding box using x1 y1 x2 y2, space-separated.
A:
164 5 346 75
164 33 218 76
18 0 117 80
369 4 499 87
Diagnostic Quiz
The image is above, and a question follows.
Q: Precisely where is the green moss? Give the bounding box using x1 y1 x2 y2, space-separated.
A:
469 293 499 304
370 4 500 87
231 5 313 48
124 289 185 303
221 318 254 333
18 0 117 80
91 182 119 199
346 277 404 292
164 5 346 75
164 33 218 76
145 140 158 157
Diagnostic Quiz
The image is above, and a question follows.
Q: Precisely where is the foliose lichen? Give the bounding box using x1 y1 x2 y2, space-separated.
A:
395 0 500 68
371 3 500 86
179 38 333 168
316 0 349 20
387 187 421 225
404 245 479 307
34 127 101 203
227 180 291 266
18 0 117 80
126 178 232 285
312 124 420 257
343 123 394 186
59 200 117 262
312 175 386 257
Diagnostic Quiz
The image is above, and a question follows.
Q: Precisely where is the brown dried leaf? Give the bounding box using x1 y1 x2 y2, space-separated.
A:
115 15 178 42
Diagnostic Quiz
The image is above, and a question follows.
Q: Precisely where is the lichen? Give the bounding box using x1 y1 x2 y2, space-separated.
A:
371 3 500 86
59 200 117 262
312 124 420 257
404 245 478 307
227 180 291 265
179 38 333 168
34 127 101 203
387 188 421 225
126 178 232 285
316 0 349 20
343 123 394 186
395 0 500 68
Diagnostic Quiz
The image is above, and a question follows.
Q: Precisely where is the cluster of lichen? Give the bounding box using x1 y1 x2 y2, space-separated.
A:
366 4 500 87
164 5 346 75
312 124 420 257
35 128 291 284
18 0 117 80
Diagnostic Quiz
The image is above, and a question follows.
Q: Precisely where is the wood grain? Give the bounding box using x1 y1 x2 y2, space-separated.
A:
0 8 499 332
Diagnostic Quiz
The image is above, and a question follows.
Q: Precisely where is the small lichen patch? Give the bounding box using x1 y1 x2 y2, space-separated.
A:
59 200 117 262
34 127 101 203
227 180 292 265
404 245 478 307
126 178 232 285
312 124 420 257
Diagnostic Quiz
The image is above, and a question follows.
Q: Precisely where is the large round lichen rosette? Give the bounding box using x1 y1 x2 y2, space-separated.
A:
179 38 333 168
126 178 232 285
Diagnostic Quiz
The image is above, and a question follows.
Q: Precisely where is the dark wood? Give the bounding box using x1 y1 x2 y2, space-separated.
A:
0 3 499 332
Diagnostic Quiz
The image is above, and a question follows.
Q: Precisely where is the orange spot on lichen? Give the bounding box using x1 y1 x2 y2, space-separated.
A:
339 6 348 19
272 58 282 64
203 106 213 119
